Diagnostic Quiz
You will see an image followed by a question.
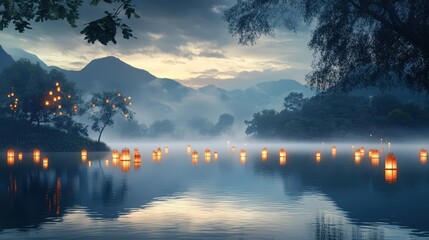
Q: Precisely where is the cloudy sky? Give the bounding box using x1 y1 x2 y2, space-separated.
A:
0 0 313 89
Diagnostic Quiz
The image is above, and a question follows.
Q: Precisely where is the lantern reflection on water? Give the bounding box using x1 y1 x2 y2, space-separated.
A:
7 149 14 159
279 156 286 166
261 148 268 160
192 151 199 165
112 150 119 159
385 152 397 170
315 151 321 163
42 157 48 169
331 146 337 158
120 160 131 172
105 159 110 167
156 148 162 158
385 169 397 183
7 155 14 166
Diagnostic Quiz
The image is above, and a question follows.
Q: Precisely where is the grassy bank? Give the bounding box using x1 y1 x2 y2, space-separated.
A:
0 117 109 152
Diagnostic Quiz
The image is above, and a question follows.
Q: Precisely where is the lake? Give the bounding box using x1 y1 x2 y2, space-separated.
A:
1 142 428 240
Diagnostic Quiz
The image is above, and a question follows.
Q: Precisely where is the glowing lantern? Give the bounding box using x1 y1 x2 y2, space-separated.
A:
57 96 61 100
58 105 62 109
112 150 119 159
120 148 131 161
134 154 141 163
42 157 48 169
57 87 61 92
7 149 14 158
204 149 211 158
45 101 50 106
134 161 141 169
187 145 192 154
156 148 162 158
18 152 23 160
214 152 219 160
239 149 247 163
7 155 14 166
120 160 131 172
49 91 53 96
152 151 157 160
331 146 337 158
261 148 268 160
53 97 57 102
232 146 236 152
112 157 119 167
105 159 110 167
88 161 92 167
164 147 169 154
56 82 59 87
385 169 397 183
68 95 71 99
385 153 397 170
192 151 199 165
420 149 427 164
371 150 380 166
133 148 140 157
33 149 41 163
359 147 365 157
81 149 87 161
106 99 110 104
279 149 287 158
354 150 361 164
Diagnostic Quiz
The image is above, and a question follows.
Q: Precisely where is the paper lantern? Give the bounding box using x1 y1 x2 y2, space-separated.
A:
152 151 157 160
213 152 219 160
120 148 131 161
187 145 192 154
331 146 337 158
232 146 236 152
192 151 198 159
18 152 23 160
42 157 48 169
385 153 397 170
81 149 87 156
420 149 427 164
279 149 287 158
385 169 397 183
359 147 365 157
7 155 14 166
204 149 211 158
33 149 40 157
134 154 142 163
261 148 268 160
240 149 247 163
7 149 14 158
105 159 110 167
133 148 140 157
88 161 92 167
371 150 380 166
164 147 169 154
156 148 162 158
112 150 119 159
315 151 321 162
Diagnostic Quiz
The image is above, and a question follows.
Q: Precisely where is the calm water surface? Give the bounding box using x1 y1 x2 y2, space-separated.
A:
1 142 428 240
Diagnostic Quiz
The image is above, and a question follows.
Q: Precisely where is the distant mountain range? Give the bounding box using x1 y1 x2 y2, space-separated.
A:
0 45 313 137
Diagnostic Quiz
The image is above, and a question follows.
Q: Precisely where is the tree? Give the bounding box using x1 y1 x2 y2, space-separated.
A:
148 120 176 137
87 92 134 143
0 0 139 45
0 60 84 126
284 92 305 112
224 0 429 92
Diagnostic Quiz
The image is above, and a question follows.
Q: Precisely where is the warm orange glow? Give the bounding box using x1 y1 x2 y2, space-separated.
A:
57 87 61 92
42 157 48 169
18 152 23 160
156 148 162 158
33 149 41 158
371 155 380 166
105 159 110 167
315 151 321 162
331 146 337 158
45 100 50 106
213 152 219 160
232 146 236 152
134 161 141 169
279 156 286 166
34 155 40 164
81 155 87 161
192 151 198 160
112 157 119 167
359 147 365 157
56 82 59 87
49 91 53 96
354 151 361 165
120 148 131 161
164 147 169 154
134 154 142 163
120 160 131 172
261 148 268 160
204 156 211 163
385 153 397 170
420 156 427 164
152 151 157 160
81 149 87 156
187 145 192 154
204 149 211 158
112 150 119 159
134 148 140 157
279 148 287 158
88 161 92 167
7 149 14 158
385 169 397 183
192 158 198 166
420 149 427 164
240 149 247 164
7 156 14 166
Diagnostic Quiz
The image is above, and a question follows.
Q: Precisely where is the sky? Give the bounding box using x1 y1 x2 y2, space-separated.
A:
0 0 313 89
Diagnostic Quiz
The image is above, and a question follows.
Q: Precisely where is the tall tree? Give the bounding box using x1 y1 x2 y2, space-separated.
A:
88 92 134 143
0 0 139 45
224 0 429 92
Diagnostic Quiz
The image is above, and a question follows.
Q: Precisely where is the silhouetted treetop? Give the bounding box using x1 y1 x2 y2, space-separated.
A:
224 0 429 92
0 0 139 45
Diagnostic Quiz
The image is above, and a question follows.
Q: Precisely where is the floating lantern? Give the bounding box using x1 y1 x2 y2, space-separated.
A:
152 151 157 160
332 146 337 158
354 150 361 165
385 153 397 170
112 150 119 159
240 149 247 163
112 157 119 167
420 149 427 164
45 100 50 106
105 159 110 167
385 169 397 183
187 145 192 154
56 82 59 87
315 151 321 162
88 161 92 167
57 96 61 100
81 149 87 161
49 91 53 96
57 87 61 92
204 149 211 158
156 148 162 158
133 148 140 157
33 149 41 163
371 149 380 166
192 151 199 165
214 152 219 160
232 146 236 152
165 147 169 154
7 149 14 158
7 155 14 166
42 157 48 169
359 147 365 157
18 152 22 160
261 148 268 160
121 148 131 161
279 149 287 158
120 160 131 172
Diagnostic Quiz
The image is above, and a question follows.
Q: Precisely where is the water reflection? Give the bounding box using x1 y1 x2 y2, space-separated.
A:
0 144 428 239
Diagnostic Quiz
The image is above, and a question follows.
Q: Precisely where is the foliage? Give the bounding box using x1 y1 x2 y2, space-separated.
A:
0 60 86 136
189 113 235 136
0 116 108 152
148 119 176 137
87 91 134 142
245 92 429 139
224 0 429 92
0 0 139 45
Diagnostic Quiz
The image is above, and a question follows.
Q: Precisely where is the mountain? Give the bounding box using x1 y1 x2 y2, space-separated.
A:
0 45 14 71
4 48 50 70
